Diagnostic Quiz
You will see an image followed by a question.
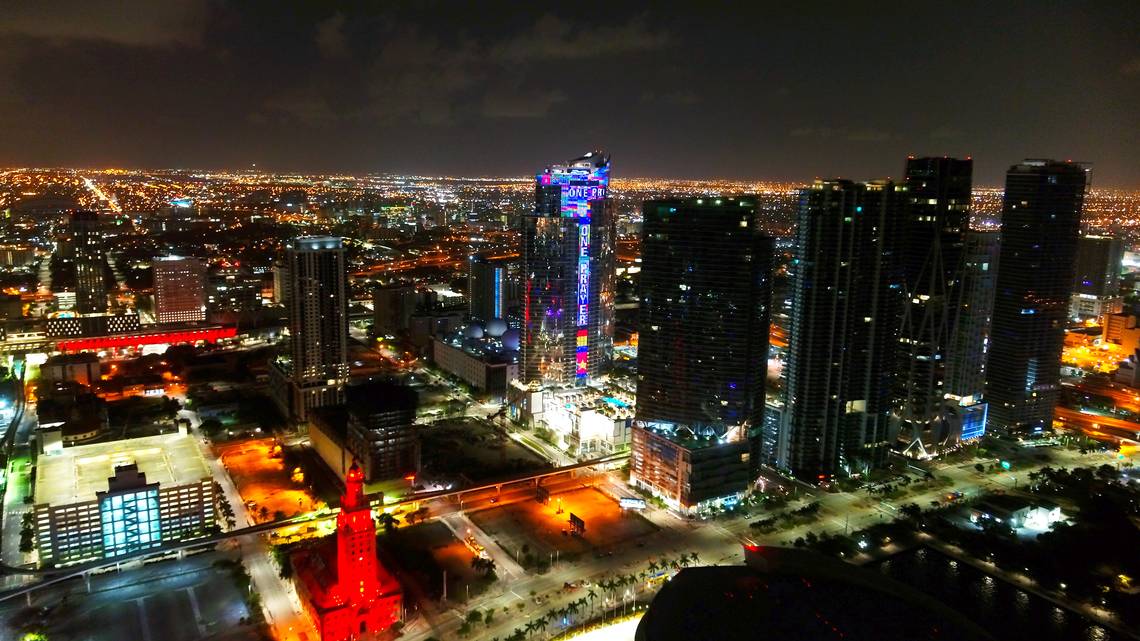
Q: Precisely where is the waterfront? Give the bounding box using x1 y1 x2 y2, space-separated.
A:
876 547 1120 641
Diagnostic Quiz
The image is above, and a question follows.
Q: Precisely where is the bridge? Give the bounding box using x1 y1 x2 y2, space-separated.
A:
0 450 629 602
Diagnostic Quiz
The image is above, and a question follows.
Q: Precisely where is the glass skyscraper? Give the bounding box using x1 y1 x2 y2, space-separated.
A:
894 157 973 457
521 152 615 386
631 197 773 512
987 160 1088 433
782 180 907 481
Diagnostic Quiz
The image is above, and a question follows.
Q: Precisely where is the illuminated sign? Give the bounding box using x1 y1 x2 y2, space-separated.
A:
56 326 237 352
493 267 503 319
534 154 610 381
619 497 647 510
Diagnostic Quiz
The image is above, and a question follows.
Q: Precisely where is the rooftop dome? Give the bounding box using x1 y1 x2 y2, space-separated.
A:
501 329 520 351
486 318 508 337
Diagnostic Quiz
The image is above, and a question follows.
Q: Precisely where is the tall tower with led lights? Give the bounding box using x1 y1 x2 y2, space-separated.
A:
521 152 615 386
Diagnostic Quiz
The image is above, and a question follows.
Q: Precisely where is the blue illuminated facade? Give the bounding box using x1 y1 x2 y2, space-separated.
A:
959 402 988 441
96 464 163 558
522 152 615 385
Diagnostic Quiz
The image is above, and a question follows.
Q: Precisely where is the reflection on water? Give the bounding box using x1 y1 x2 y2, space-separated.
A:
875 547 1115 641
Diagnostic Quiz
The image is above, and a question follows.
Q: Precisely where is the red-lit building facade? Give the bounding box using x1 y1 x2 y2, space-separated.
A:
292 463 402 640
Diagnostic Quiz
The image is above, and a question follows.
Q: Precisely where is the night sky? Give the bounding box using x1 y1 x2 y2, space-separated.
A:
2 1 1138 186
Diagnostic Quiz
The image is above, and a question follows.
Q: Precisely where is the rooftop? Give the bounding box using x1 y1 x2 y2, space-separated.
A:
636 547 991 641
35 431 211 506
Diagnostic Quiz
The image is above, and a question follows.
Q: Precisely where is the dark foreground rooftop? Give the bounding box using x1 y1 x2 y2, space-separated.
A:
636 546 992 641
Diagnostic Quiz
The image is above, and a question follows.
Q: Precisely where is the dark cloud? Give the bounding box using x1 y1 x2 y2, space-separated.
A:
314 13 348 59
2 0 207 45
0 1 1137 186
487 14 669 62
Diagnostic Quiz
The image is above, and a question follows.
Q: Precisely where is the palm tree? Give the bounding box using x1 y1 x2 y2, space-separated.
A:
647 560 659 573
637 571 647 583
586 588 598 612
566 601 579 624
689 552 700 565
377 512 399 533
535 615 549 635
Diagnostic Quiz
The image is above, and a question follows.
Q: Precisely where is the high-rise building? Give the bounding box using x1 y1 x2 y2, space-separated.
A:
987 160 1088 433
630 198 773 512
1070 234 1123 319
70 211 107 314
153 256 206 324
781 180 907 481
468 254 519 324
270 236 349 422
521 152 615 386
893 157 973 457
935 230 1002 449
945 230 1000 400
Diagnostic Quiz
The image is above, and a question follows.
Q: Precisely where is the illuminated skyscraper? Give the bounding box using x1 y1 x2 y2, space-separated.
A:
945 231 1000 401
153 256 206 324
782 180 907 481
987 160 1088 433
631 198 773 512
70 211 107 314
521 152 615 386
894 157 972 457
469 254 519 324
271 236 349 422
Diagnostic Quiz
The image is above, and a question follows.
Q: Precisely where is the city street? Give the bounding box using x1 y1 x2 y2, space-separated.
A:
179 408 315 641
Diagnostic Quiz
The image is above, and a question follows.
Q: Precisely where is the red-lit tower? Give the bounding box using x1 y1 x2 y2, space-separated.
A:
291 461 402 640
336 463 382 605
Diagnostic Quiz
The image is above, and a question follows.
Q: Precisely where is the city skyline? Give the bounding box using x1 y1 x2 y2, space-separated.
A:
2 2 1140 639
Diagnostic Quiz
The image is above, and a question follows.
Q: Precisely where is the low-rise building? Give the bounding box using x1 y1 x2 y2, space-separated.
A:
630 422 751 515
36 380 108 444
509 381 633 459
33 431 217 566
431 321 519 398
969 495 1064 531
41 353 101 386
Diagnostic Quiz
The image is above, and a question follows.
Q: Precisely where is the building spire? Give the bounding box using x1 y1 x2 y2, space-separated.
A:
343 460 365 510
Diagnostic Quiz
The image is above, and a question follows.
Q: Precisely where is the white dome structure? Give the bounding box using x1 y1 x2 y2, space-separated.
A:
486 318 508 337
464 323 484 339
501 329 521 351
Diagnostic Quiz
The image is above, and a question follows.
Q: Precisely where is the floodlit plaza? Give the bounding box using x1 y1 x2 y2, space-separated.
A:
216 438 320 522
469 487 657 560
